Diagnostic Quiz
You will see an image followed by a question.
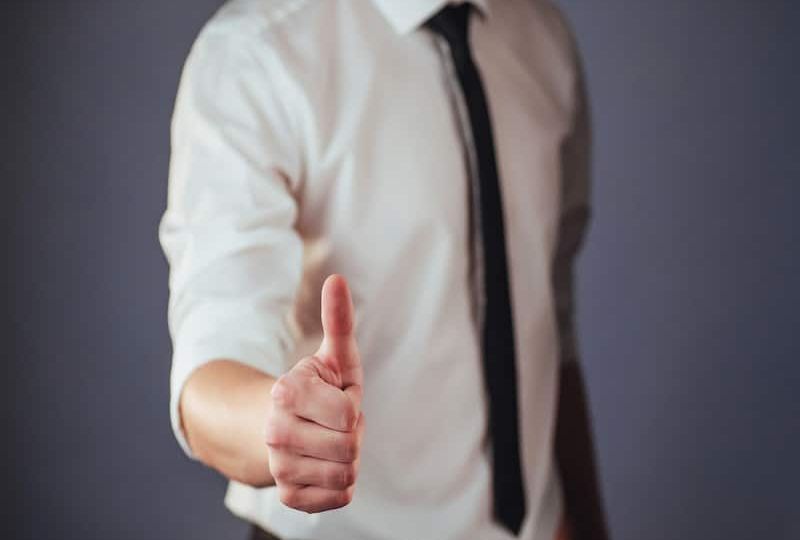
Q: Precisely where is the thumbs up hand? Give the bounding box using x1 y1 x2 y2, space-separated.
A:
266 275 364 513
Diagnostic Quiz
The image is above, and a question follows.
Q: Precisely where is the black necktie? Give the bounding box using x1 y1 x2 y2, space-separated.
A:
425 3 526 535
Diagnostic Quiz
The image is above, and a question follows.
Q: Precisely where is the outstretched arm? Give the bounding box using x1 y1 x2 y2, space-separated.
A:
180 360 277 487
179 276 365 512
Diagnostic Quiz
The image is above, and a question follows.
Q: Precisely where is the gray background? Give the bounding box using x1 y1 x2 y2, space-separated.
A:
8 1 799 539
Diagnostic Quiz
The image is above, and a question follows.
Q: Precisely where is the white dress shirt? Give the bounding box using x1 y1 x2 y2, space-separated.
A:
160 0 591 539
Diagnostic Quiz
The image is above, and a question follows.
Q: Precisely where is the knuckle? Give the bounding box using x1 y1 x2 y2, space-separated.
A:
270 460 291 483
264 419 288 448
271 377 295 408
278 486 299 509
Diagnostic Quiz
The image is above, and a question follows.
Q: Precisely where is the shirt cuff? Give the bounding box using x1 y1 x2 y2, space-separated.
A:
169 328 292 459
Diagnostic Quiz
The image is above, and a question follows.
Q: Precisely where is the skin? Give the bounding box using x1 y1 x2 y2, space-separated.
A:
181 274 364 512
181 274 592 538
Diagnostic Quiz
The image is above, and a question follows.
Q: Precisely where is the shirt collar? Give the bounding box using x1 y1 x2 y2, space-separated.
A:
370 0 491 35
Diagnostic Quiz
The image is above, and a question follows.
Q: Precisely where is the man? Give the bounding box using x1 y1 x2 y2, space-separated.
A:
160 0 609 539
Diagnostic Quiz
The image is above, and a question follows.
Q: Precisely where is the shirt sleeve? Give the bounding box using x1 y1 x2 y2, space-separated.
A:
159 25 304 458
553 45 592 366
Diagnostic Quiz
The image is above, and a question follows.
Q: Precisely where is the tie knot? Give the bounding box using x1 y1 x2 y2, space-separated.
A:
425 3 473 50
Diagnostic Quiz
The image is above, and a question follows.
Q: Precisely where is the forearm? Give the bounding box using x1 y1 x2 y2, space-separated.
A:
555 361 610 540
180 359 277 487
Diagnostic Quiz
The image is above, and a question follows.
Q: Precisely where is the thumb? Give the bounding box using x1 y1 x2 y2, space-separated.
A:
317 274 362 391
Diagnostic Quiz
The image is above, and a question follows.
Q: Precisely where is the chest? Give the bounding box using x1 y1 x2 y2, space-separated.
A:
291 17 575 269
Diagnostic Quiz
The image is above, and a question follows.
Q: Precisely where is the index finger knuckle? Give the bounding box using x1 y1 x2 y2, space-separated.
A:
273 375 298 408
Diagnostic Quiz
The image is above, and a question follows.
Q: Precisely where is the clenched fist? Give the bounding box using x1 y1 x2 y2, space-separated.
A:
266 274 364 513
